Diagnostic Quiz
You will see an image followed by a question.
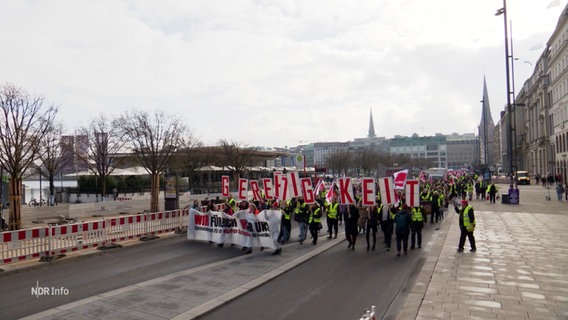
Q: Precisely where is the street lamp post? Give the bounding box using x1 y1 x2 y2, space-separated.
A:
496 0 515 189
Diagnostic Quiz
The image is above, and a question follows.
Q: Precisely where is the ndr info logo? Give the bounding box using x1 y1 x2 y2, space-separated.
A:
31 281 70 298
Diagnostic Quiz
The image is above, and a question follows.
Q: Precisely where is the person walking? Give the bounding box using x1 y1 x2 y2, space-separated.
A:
455 199 476 252
366 201 382 251
294 197 309 245
380 204 395 251
488 182 497 203
308 202 322 245
325 197 340 239
410 205 424 249
556 182 565 202
345 204 359 250
394 204 411 256
278 200 293 244
430 191 440 224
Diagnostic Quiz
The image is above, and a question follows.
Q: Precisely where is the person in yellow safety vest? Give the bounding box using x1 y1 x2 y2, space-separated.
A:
466 182 474 201
410 205 424 249
488 182 498 203
308 203 323 245
225 193 236 213
455 199 476 252
437 192 445 221
294 197 310 245
278 199 293 244
325 197 339 239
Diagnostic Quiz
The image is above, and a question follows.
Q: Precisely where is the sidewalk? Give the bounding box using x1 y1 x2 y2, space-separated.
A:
398 184 568 320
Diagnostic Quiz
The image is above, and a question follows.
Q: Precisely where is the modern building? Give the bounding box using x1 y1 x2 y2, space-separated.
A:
389 133 447 168
446 133 479 170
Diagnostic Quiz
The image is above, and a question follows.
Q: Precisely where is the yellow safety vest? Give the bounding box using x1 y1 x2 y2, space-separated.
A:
463 205 475 232
327 203 339 219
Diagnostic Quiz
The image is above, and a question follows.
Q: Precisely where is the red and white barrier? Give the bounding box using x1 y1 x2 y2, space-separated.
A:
0 209 189 265
0 227 50 264
44 221 106 258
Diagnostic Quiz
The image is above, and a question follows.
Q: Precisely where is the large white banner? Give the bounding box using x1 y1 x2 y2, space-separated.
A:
187 209 282 249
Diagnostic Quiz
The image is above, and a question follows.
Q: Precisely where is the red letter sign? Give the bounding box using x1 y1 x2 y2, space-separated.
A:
405 180 419 208
300 178 315 204
221 175 230 197
361 178 375 207
338 177 355 204
237 179 248 200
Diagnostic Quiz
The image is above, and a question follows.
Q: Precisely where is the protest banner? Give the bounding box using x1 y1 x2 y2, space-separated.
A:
187 208 281 250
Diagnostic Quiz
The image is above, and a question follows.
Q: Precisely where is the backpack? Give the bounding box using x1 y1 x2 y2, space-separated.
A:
394 211 409 232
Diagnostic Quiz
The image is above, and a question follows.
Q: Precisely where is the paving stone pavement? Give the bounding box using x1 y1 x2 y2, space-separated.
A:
398 184 568 320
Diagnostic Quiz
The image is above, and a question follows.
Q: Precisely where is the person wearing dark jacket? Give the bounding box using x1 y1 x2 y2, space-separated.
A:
455 199 476 252
366 202 382 251
394 204 411 256
380 204 395 251
345 204 360 250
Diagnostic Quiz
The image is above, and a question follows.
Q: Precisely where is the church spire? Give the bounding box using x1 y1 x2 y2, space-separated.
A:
368 108 376 138
479 76 495 166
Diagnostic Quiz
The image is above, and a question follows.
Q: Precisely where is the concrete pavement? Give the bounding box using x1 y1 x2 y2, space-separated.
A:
13 183 568 319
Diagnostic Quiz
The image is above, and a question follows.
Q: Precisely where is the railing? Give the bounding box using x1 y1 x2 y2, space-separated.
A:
0 208 191 265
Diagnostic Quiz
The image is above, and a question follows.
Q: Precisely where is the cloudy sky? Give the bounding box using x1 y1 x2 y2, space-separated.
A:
0 0 564 148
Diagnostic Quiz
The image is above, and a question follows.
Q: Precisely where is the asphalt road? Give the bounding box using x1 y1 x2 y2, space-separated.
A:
0 210 450 320
200 219 447 320
0 234 241 320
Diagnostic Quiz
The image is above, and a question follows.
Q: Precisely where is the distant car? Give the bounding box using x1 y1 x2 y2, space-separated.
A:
516 171 530 185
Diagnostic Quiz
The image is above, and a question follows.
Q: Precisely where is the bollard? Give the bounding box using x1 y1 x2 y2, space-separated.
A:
369 305 376 320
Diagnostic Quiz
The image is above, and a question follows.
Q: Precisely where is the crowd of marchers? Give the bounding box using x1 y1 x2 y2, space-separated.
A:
190 171 488 256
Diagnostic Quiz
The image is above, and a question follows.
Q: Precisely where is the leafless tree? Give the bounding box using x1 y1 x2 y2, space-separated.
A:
75 115 126 202
354 149 380 177
325 149 352 178
0 84 57 230
169 134 205 190
215 140 256 188
118 110 186 212
35 122 70 205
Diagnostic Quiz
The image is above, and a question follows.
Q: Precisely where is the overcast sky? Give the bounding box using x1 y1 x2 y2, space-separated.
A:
0 0 564 148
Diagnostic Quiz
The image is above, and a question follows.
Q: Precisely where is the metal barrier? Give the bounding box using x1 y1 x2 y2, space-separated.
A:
45 221 106 259
0 227 50 264
0 209 190 265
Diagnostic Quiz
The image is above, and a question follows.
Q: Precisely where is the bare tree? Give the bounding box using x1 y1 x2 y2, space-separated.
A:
35 122 70 205
0 84 57 230
169 134 205 191
354 149 380 177
325 150 352 178
215 140 256 188
76 115 126 202
118 110 186 212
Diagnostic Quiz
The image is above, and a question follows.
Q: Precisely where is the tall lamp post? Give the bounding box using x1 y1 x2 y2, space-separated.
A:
496 1 515 189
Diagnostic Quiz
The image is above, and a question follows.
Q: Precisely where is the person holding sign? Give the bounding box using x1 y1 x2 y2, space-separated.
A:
366 201 382 251
345 204 360 250
394 204 412 256
294 197 309 245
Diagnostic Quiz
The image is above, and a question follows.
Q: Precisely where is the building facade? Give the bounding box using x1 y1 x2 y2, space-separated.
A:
549 4 568 181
